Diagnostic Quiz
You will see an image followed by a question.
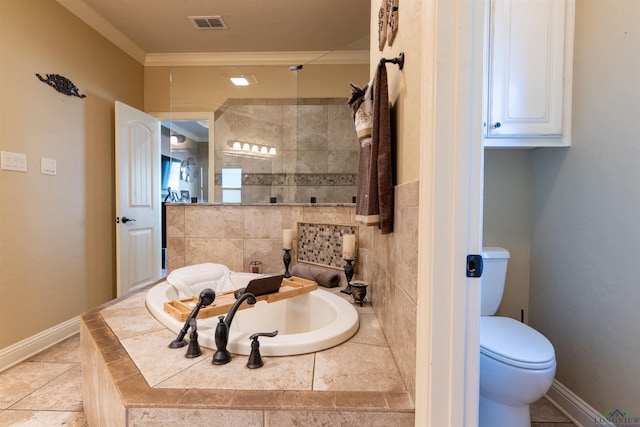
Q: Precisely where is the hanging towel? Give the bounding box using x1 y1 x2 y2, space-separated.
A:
167 263 235 299
348 61 394 234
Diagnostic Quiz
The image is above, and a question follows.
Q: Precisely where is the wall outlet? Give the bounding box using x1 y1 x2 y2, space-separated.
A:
1 151 28 172
41 157 57 176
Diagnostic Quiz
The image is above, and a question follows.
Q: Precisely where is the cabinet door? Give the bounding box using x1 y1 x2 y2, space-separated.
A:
487 0 566 137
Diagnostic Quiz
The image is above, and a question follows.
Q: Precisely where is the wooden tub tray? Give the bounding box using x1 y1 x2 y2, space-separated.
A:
163 276 318 322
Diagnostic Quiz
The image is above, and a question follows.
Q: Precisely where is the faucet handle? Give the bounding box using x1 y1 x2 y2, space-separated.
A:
247 330 278 369
250 331 278 340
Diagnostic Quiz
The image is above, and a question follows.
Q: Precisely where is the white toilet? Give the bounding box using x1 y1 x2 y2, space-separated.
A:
479 247 556 427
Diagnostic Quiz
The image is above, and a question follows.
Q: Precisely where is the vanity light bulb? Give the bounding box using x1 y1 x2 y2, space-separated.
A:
242 143 251 151
269 147 277 155
251 145 259 152
233 141 242 150
260 146 268 154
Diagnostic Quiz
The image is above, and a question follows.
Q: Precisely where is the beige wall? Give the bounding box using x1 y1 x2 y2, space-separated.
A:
529 0 640 415
373 0 423 184
483 149 532 321
0 0 144 348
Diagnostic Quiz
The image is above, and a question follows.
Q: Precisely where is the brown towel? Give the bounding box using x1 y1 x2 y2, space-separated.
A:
291 264 340 288
352 61 394 234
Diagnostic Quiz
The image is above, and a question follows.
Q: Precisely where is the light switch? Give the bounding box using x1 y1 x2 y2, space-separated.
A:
41 157 57 176
1 151 28 172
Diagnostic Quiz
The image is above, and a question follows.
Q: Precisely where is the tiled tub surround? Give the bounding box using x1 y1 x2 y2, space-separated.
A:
165 204 360 279
166 181 420 399
81 285 414 426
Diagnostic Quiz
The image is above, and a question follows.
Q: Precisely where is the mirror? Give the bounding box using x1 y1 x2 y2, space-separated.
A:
150 52 369 204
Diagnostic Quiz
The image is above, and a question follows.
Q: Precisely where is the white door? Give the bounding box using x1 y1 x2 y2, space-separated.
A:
415 0 485 426
115 101 162 296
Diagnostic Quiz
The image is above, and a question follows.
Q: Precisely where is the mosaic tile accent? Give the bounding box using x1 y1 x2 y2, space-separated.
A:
215 173 356 187
297 222 358 269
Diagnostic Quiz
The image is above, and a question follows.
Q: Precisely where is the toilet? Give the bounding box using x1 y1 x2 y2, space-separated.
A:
479 247 556 427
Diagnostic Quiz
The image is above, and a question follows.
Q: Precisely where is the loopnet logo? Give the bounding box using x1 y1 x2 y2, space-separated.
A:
595 409 640 427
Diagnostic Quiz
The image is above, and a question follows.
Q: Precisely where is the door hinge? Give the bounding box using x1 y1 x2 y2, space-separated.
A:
466 254 483 278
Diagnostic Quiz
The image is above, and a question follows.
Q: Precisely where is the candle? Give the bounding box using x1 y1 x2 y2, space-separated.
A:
343 234 356 259
283 229 294 250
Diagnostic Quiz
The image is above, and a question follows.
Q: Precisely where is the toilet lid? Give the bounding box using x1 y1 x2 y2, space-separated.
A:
480 316 555 369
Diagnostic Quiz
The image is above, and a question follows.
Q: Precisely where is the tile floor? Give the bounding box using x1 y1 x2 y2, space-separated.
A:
0 334 575 427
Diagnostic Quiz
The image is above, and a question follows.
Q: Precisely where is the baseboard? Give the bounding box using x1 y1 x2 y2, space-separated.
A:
546 379 615 427
0 317 80 373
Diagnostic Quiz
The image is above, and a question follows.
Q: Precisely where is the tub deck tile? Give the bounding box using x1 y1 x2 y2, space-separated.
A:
81 285 415 425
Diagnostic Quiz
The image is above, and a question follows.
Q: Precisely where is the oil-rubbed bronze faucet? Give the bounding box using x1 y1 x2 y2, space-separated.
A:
212 292 257 365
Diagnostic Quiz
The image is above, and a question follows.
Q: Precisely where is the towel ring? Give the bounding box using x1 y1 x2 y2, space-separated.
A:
380 52 404 70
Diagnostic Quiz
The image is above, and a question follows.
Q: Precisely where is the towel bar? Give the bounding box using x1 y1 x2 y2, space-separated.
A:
380 52 405 70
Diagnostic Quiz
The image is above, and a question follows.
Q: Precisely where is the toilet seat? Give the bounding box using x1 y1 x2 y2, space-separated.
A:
480 316 555 370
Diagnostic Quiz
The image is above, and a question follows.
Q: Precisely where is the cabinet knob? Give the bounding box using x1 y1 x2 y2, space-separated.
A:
494 122 501 128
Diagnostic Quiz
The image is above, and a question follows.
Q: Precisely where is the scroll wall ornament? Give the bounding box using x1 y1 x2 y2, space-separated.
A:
378 0 387 51
35 73 86 98
386 0 399 47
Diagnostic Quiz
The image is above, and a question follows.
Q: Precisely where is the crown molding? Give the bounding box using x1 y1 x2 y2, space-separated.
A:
57 0 147 64
144 50 370 67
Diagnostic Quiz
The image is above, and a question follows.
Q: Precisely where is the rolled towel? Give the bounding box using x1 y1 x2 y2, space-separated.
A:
291 263 340 288
167 263 235 299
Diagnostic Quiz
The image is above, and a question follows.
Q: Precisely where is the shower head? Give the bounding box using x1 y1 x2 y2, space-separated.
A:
169 288 216 349
199 288 216 306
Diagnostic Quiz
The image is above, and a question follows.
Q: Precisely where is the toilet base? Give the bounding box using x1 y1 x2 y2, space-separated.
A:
479 394 530 427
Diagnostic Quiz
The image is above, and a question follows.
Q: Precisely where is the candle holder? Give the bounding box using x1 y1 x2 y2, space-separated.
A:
249 260 263 274
350 280 369 307
282 249 292 278
340 258 355 294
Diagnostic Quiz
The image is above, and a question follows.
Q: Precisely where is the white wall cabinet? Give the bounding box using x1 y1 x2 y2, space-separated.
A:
484 0 574 148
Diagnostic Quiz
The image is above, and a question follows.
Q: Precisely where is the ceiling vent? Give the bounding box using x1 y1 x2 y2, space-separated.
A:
189 16 228 30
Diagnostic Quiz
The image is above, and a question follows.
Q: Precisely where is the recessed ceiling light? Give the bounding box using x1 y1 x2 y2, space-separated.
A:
230 77 250 86
229 75 257 86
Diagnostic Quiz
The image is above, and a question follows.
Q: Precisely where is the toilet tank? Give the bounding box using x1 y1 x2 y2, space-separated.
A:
480 247 510 316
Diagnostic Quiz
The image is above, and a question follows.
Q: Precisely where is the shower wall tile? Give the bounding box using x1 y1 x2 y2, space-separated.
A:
388 183 419 303
184 237 244 272
243 206 293 239
357 180 419 399
243 239 286 274
165 205 185 238
327 148 358 174
296 105 328 151
301 206 353 225
184 206 243 238
328 104 358 151
295 150 327 173
166 237 185 273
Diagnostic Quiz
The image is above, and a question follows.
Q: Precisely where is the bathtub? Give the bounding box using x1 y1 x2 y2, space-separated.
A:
145 272 360 356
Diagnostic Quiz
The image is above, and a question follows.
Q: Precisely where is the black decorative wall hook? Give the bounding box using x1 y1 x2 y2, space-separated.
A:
35 73 86 98
380 52 405 71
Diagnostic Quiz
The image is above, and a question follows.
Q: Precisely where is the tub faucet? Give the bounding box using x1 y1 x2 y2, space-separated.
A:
212 292 257 365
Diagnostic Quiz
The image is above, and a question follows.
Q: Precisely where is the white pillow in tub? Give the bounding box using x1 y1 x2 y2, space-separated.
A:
167 263 235 299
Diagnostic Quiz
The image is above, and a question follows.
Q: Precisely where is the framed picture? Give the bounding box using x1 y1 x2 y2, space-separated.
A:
180 190 190 202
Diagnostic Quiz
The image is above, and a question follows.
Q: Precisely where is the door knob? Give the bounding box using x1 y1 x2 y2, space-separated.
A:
121 216 136 224
494 122 501 128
